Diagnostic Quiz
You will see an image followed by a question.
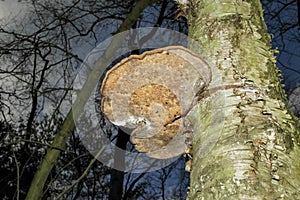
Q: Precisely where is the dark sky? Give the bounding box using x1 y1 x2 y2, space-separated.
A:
262 0 300 92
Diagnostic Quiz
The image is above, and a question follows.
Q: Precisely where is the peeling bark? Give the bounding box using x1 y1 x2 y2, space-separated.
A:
175 0 300 199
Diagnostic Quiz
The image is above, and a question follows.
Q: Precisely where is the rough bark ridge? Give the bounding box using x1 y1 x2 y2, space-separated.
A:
182 0 300 199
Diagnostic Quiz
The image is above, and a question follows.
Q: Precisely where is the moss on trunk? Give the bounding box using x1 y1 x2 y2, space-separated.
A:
184 0 300 199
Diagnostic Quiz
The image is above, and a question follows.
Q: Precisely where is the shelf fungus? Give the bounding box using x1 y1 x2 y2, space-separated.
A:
100 46 211 159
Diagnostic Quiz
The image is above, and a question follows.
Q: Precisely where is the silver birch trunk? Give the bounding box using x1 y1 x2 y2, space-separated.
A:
179 0 300 199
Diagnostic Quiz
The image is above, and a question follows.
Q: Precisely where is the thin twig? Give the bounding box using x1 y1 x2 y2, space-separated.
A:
13 152 20 200
55 146 106 199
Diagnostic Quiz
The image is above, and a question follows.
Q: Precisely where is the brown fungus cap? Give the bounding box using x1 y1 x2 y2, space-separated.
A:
100 46 211 159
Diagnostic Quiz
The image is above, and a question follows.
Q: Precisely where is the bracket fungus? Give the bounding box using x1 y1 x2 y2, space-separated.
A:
100 46 211 159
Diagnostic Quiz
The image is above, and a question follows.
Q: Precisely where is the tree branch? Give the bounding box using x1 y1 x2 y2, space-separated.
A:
55 146 105 199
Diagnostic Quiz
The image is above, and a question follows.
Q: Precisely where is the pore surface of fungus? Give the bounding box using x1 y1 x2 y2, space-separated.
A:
100 46 211 159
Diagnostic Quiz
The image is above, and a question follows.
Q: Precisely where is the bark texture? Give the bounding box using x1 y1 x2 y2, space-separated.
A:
184 0 300 199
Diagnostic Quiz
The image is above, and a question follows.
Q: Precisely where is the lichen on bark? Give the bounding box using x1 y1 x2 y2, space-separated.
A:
178 0 300 199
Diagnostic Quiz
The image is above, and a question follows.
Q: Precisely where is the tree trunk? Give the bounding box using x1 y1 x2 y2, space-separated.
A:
25 1 158 199
182 0 300 199
109 130 129 200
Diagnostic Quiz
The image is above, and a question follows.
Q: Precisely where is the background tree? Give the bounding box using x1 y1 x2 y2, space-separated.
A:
1 0 190 199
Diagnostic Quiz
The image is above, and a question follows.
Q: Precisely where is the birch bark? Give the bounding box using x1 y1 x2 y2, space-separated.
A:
179 0 300 199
